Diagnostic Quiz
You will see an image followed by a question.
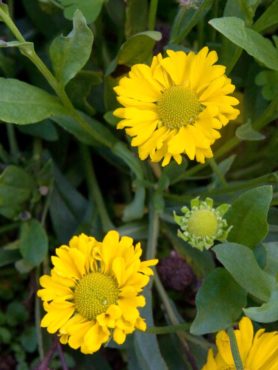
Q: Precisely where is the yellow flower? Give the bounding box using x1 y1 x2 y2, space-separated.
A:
202 316 278 370
37 231 158 354
114 47 239 166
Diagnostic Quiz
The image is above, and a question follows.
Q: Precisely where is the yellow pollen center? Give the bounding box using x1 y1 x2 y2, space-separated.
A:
74 272 119 320
157 86 202 129
187 209 218 238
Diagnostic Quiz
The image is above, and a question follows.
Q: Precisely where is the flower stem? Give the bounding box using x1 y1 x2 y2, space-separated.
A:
0 6 147 187
147 323 190 334
6 124 19 162
148 0 159 30
147 323 212 350
0 7 111 148
154 274 198 370
35 268 44 361
146 196 160 260
227 327 244 370
57 342 69 370
208 157 228 186
80 145 114 232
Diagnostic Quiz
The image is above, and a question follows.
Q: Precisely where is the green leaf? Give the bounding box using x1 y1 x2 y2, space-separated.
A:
123 186 145 222
15 259 34 274
18 120 58 141
0 327 11 344
170 0 213 43
117 221 148 240
52 111 116 148
236 120 265 141
22 0 67 38
254 0 278 33
134 289 168 370
190 268 247 335
6 302 28 326
19 219 48 266
0 166 35 219
51 115 98 146
49 166 88 242
255 70 278 101
125 0 148 38
50 10 94 86
106 31 161 74
243 288 278 323
105 0 125 29
0 78 66 124
20 327 37 352
263 242 278 276
213 243 276 301
160 160 188 187
66 70 102 111
226 186 272 247
58 0 106 23
118 31 161 65
0 248 20 267
209 17 278 71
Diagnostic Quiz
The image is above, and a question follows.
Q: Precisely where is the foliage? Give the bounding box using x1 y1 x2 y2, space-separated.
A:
0 0 277 369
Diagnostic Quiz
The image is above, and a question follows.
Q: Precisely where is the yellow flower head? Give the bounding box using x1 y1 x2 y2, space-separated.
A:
114 47 240 166
37 231 158 354
202 316 278 370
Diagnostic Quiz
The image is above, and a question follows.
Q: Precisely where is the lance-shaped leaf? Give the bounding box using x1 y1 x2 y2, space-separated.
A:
0 78 66 124
50 10 94 86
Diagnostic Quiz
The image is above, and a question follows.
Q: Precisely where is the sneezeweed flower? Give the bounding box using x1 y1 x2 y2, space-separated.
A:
174 197 231 250
37 231 158 354
202 316 278 370
114 47 239 166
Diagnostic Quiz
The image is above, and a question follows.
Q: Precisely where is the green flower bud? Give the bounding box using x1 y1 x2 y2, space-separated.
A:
174 197 232 251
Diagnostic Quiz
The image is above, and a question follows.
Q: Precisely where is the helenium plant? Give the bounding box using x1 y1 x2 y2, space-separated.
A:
0 1 277 369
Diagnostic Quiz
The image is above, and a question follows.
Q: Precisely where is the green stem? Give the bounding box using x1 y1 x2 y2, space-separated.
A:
6 124 19 162
208 157 228 186
148 0 159 30
148 323 212 350
147 323 190 334
210 0 219 42
0 7 147 188
154 274 199 369
154 274 179 325
33 138 42 162
35 268 44 361
41 185 54 228
80 145 114 232
226 47 242 75
227 327 244 370
0 7 113 149
0 6 25 42
146 196 160 260
197 19 204 48
165 171 278 203
0 144 10 163
0 222 20 235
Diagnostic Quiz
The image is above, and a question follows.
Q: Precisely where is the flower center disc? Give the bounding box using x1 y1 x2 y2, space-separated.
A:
157 86 201 129
187 209 218 238
74 272 119 320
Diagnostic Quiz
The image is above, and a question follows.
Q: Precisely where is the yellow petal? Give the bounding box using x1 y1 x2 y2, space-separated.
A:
83 323 110 353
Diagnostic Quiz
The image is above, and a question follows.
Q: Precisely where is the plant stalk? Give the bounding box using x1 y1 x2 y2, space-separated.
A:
227 327 244 370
